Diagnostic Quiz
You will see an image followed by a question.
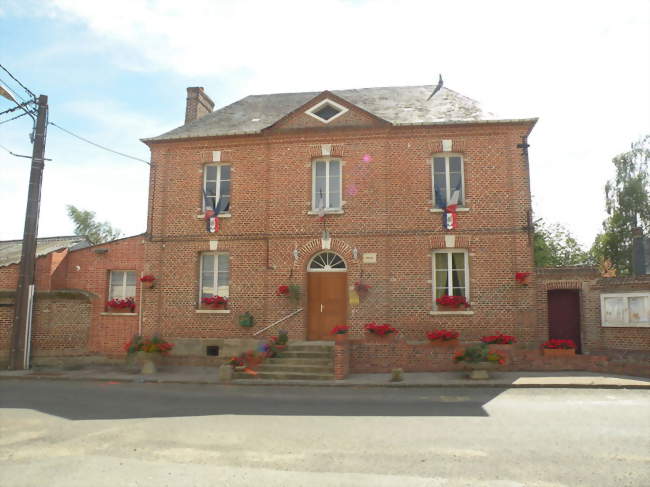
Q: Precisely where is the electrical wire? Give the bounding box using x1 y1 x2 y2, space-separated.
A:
48 121 150 166
0 111 30 125
0 63 37 100
0 142 51 161
0 101 35 117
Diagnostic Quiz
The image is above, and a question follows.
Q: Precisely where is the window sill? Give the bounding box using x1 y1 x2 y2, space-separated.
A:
307 209 344 215
602 322 650 328
429 208 469 213
101 312 138 316
195 309 231 314
195 213 231 219
429 310 475 316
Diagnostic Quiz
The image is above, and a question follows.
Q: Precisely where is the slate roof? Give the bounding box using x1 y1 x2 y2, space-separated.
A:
0 236 90 268
144 84 536 141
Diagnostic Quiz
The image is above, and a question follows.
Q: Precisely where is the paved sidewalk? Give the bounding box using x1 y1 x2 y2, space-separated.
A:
1 365 649 389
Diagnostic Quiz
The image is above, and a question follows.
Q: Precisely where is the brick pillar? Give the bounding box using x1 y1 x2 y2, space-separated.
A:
334 341 350 380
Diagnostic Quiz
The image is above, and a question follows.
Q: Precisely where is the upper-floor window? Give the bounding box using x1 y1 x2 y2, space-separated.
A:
601 293 650 327
109 271 137 299
203 164 231 213
432 250 469 299
312 159 342 211
200 253 230 299
433 154 464 208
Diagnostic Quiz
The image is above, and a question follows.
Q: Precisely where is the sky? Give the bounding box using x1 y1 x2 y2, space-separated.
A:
0 0 648 248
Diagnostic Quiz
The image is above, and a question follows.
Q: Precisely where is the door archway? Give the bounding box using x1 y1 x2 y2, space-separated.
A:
307 252 348 340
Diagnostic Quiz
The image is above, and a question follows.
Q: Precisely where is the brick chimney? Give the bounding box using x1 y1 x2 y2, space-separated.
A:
185 87 215 125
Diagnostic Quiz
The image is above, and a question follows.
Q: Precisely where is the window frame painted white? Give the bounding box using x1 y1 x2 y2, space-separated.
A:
311 158 343 211
199 252 230 300
600 292 650 327
109 270 137 300
308 251 347 272
431 153 466 208
431 249 470 301
305 98 349 124
203 163 231 213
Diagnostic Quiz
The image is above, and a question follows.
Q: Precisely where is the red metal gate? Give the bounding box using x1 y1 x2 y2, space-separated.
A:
547 290 582 353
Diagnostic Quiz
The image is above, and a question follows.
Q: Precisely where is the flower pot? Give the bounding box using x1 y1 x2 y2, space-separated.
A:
136 351 160 374
334 333 348 344
234 365 246 372
436 305 464 312
429 339 459 347
464 361 499 380
108 307 135 314
543 348 576 357
365 332 396 343
214 303 227 310
142 281 155 289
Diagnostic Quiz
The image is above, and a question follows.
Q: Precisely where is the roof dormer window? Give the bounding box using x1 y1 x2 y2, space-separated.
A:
305 99 348 123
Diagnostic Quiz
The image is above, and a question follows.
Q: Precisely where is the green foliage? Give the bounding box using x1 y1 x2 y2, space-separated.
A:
591 136 650 275
534 219 591 267
66 205 122 245
288 284 301 304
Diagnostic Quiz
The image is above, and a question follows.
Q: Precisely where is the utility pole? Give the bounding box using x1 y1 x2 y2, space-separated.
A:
9 94 48 370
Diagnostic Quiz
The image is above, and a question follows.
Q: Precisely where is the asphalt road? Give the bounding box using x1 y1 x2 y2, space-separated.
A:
1 380 649 486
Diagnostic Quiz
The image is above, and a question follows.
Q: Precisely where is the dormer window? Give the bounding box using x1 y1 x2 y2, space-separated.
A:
305 99 348 124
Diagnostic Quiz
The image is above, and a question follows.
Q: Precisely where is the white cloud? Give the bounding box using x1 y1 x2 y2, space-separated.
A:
4 0 650 247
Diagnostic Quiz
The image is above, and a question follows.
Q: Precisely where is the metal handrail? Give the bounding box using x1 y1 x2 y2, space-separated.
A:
253 308 304 336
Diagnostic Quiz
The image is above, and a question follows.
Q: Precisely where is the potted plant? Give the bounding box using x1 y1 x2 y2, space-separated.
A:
426 329 460 347
140 275 156 289
364 322 398 341
515 272 531 286
354 281 371 299
453 344 505 379
201 295 228 310
435 294 470 311
228 355 246 371
542 339 577 357
123 334 174 374
330 325 349 343
107 297 136 313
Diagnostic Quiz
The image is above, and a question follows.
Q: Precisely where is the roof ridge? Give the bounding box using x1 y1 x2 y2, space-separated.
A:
0 235 86 244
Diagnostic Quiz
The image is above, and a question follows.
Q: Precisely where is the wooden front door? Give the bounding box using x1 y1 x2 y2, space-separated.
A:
548 290 582 353
307 272 348 340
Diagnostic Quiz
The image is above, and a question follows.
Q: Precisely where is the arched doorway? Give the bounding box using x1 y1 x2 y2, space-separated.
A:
307 252 348 340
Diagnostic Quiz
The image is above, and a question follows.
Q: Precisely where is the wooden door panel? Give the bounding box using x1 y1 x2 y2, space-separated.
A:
548 290 581 353
307 272 347 340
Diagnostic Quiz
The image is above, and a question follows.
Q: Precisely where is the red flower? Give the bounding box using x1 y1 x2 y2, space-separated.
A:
139 275 156 282
426 329 460 341
542 339 576 349
330 325 349 335
515 272 531 283
365 322 398 336
435 295 469 308
276 285 290 296
481 333 516 344
201 295 228 306
107 297 136 310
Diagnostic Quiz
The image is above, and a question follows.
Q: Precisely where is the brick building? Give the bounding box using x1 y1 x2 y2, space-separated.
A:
139 84 539 358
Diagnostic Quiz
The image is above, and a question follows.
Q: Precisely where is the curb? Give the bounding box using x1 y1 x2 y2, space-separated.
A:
1 374 649 389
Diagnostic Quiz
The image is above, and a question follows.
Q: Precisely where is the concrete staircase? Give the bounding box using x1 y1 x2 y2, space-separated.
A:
233 341 334 381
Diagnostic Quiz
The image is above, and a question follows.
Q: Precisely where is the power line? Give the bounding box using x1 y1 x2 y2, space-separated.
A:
48 121 150 166
0 63 37 100
0 112 30 125
0 101 35 117
0 142 51 160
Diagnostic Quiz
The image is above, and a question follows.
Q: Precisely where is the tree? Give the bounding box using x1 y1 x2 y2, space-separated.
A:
591 136 650 275
66 205 122 245
534 219 591 267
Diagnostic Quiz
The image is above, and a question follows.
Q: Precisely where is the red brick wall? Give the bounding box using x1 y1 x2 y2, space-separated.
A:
142 121 537 348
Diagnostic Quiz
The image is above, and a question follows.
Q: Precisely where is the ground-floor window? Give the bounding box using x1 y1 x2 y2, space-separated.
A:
109 270 136 299
432 250 469 299
601 293 650 327
200 253 230 299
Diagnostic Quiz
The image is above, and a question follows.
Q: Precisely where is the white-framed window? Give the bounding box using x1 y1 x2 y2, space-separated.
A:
601 292 650 327
203 164 231 213
312 158 342 211
199 253 230 300
432 154 465 208
432 250 469 300
109 271 137 299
